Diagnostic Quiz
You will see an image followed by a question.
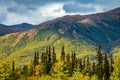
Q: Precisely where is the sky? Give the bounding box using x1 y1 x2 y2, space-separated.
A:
0 0 120 25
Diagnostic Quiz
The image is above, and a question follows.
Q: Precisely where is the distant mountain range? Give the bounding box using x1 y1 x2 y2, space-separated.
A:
0 23 33 36
0 7 120 66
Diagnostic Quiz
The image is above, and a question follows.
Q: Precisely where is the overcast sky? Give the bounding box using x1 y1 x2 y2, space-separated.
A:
0 0 120 25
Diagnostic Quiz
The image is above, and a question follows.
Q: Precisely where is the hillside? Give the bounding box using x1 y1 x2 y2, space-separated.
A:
0 23 33 36
0 29 96 67
0 7 120 66
36 7 120 46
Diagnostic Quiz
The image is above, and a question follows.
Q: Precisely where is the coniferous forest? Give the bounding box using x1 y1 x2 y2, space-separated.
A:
0 0 120 80
0 45 120 80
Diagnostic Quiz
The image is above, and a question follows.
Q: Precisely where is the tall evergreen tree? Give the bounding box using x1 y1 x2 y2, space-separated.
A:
86 56 90 66
71 51 76 74
79 59 83 72
29 59 34 76
22 65 28 76
66 53 71 75
66 53 70 64
61 46 65 62
34 52 37 67
86 56 91 76
41 52 47 75
97 45 103 80
52 46 56 63
110 53 114 73
82 56 91 75
92 62 96 75
10 61 20 80
46 46 52 74
12 60 15 72
41 52 44 63
74 52 78 70
104 53 110 80
83 57 86 70
36 52 39 65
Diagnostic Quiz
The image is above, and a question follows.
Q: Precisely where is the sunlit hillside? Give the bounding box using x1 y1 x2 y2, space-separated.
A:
0 28 96 67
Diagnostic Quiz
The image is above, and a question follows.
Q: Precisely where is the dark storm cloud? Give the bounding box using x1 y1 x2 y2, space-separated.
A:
63 2 96 13
12 0 70 5
7 5 36 14
11 0 95 5
75 0 95 4
63 0 120 13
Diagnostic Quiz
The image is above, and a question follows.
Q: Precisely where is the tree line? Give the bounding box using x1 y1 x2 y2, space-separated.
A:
0 45 116 80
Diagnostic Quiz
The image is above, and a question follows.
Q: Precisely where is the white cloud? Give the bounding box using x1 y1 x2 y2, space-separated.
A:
37 3 66 17
0 0 119 25
2 2 67 25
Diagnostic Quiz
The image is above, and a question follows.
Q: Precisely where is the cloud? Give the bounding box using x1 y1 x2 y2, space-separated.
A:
0 0 120 25
1 2 67 25
63 0 120 13
63 2 104 14
12 0 70 5
0 6 7 22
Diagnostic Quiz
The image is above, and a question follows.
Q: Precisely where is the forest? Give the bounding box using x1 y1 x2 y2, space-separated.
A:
0 45 120 80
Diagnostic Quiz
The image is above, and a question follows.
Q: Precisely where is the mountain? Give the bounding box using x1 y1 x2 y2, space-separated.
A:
37 7 120 45
0 23 33 36
0 7 120 66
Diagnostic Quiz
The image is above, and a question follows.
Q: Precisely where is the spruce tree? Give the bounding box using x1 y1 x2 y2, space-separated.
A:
110 53 114 73
86 56 90 66
29 59 34 76
82 56 91 75
97 45 103 80
41 52 44 63
52 46 56 63
46 46 52 74
66 53 70 63
12 60 15 72
41 52 47 75
71 51 76 74
86 56 91 76
61 46 65 62
36 52 39 65
92 62 96 75
74 52 78 70
9 61 20 80
79 59 83 72
66 53 71 75
104 53 110 80
34 52 37 67
22 65 28 76
83 57 86 70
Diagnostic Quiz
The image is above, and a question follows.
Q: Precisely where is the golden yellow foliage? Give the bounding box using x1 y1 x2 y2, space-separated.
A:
35 65 41 76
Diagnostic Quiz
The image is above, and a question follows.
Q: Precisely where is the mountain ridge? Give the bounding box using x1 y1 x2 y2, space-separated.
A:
34 7 120 46
0 23 34 36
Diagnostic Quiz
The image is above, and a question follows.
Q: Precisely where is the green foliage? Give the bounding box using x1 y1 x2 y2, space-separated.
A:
0 61 11 80
112 58 120 79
